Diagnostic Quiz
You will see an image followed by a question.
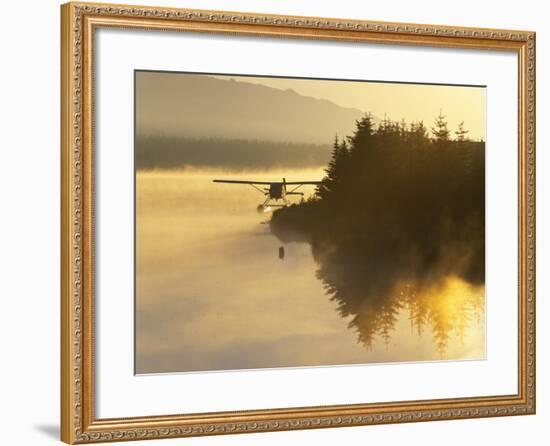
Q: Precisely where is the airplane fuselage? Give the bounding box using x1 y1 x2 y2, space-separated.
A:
269 183 284 200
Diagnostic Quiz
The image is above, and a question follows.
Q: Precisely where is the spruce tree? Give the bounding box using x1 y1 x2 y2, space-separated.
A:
325 134 340 181
455 121 469 142
318 134 343 199
431 110 450 142
349 113 375 153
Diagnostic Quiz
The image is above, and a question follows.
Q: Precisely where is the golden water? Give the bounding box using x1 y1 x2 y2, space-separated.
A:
135 168 485 374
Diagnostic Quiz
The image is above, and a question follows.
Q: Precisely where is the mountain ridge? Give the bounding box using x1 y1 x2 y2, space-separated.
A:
136 72 367 145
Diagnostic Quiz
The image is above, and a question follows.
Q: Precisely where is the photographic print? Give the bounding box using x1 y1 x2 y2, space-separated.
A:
134 70 486 374
61 7 536 441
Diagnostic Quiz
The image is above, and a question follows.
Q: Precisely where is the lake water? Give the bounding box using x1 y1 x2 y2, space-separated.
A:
135 168 485 374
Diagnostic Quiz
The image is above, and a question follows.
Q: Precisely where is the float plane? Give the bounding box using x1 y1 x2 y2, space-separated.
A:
213 177 321 212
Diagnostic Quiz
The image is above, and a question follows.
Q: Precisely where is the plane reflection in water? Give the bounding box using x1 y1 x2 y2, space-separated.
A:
213 177 321 213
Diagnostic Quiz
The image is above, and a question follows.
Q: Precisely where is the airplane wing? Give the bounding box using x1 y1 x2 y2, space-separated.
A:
213 179 273 185
213 180 322 185
283 181 323 185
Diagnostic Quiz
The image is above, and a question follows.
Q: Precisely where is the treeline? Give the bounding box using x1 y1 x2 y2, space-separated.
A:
270 112 485 351
136 135 331 170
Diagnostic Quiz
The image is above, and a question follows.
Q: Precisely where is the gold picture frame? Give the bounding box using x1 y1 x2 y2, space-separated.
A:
61 2 536 443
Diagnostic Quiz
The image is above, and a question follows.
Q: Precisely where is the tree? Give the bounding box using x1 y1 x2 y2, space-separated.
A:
349 113 375 152
410 121 428 144
325 134 342 183
431 110 450 142
318 134 349 199
455 121 469 142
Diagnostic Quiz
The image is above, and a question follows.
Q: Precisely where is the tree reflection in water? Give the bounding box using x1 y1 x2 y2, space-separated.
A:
313 242 484 355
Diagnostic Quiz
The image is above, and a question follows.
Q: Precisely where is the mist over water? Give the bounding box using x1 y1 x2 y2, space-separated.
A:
135 168 485 374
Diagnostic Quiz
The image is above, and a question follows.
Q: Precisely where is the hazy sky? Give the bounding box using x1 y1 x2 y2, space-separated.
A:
213 74 486 141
